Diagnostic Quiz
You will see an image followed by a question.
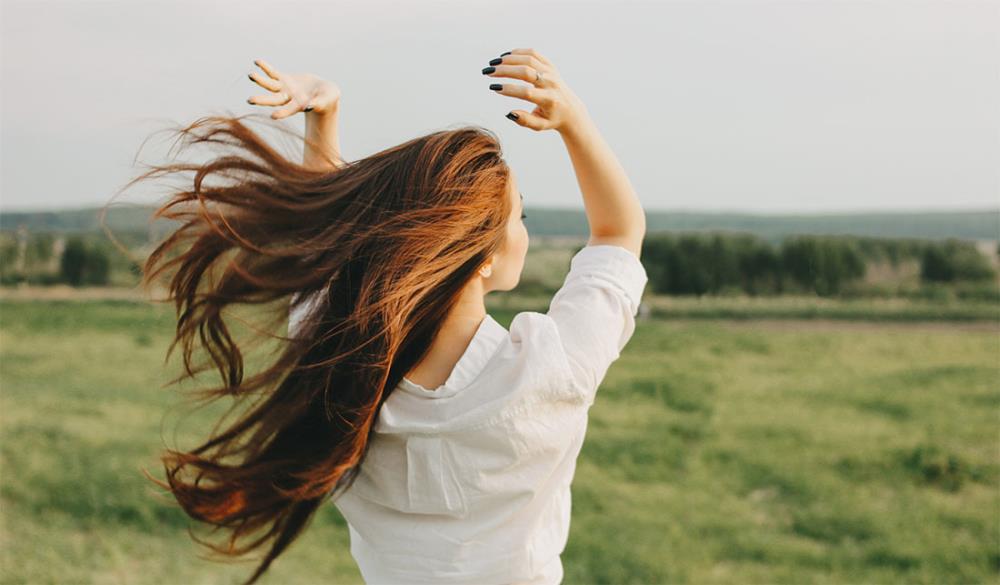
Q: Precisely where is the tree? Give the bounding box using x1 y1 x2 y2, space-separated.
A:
59 236 111 286
83 244 111 285
60 236 87 286
921 239 996 283
780 235 866 296
737 238 782 295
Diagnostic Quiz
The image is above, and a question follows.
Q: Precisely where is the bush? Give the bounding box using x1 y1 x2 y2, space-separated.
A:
911 283 956 303
953 281 1000 303
0 272 25 286
59 236 111 286
902 443 971 493
839 282 897 299
60 237 87 286
82 244 111 285
920 239 996 283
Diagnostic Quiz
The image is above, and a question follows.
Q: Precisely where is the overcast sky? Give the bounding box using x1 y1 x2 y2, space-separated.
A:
1 0 997 215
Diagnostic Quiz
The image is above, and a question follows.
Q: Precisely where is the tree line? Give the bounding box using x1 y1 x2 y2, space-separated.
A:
0 232 135 286
636 232 997 297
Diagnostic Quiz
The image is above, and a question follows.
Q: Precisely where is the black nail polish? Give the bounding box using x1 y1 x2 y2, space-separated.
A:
506 112 519 121
489 57 502 66
481 66 495 75
500 51 511 56
489 83 503 91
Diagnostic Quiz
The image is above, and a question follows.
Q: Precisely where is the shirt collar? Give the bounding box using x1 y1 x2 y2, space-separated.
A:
398 313 508 399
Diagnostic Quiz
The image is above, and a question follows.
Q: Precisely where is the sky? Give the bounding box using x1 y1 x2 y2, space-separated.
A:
1 0 997 215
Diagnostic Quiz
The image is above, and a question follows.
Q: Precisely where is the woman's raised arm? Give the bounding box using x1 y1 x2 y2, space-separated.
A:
245 58 345 331
483 48 649 401
303 106 344 171
247 58 345 171
483 48 645 257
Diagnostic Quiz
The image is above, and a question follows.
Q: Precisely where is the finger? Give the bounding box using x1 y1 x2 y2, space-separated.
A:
489 82 551 110
506 109 548 131
509 48 553 67
248 91 291 106
492 53 549 75
482 64 542 86
270 106 300 120
248 71 281 92
254 59 282 80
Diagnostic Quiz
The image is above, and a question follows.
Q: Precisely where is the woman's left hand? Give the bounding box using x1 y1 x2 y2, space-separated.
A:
247 59 341 119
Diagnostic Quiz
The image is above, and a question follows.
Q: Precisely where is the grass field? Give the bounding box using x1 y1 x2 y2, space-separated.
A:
1 300 997 584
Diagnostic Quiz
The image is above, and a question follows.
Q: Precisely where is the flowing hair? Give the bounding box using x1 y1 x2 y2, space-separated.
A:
117 111 512 584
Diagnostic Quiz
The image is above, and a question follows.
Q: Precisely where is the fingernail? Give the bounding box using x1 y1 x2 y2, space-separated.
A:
489 83 503 91
481 66 495 75
500 51 511 56
489 57 502 66
506 112 519 121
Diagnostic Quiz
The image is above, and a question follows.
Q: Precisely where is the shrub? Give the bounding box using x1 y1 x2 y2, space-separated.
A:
60 236 87 286
920 239 996 283
59 236 111 286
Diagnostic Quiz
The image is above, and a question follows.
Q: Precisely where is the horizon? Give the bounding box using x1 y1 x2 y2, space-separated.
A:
1 202 998 218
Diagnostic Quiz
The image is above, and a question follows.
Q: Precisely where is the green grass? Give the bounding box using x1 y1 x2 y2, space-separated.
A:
1 300 997 584
557 316 998 584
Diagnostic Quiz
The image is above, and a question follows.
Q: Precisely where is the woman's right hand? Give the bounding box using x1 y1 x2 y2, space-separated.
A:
483 48 591 134
247 58 341 119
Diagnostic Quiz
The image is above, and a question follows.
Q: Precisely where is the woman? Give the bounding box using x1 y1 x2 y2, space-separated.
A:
139 48 647 585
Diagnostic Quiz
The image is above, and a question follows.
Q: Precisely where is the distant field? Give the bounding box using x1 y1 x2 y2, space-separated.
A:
0 301 997 584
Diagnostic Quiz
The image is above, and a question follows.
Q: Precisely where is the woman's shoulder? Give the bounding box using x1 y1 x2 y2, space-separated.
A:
499 311 582 404
506 310 565 353
507 310 553 338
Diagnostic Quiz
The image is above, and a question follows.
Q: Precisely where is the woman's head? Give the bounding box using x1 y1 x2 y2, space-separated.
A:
477 168 529 293
116 112 525 584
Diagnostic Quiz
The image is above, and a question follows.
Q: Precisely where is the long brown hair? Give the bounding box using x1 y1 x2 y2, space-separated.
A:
122 112 512 583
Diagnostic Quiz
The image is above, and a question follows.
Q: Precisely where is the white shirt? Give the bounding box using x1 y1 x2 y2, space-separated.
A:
288 244 649 585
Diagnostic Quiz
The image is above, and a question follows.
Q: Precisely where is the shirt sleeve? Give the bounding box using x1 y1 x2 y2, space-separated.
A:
287 290 321 337
545 244 649 405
